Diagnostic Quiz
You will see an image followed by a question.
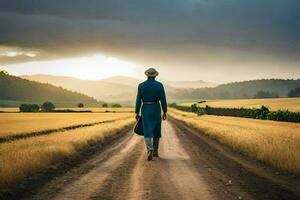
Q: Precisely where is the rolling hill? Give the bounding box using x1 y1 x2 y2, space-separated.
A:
0 72 99 107
102 76 141 87
20 75 217 103
171 79 300 100
20 74 300 104
102 76 217 89
20 75 178 103
20 74 136 102
165 80 218 89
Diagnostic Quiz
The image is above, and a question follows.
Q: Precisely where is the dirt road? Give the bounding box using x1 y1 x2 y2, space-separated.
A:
16 119 300 200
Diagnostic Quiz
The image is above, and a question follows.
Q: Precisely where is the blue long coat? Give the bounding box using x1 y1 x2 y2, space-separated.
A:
135 77 167 138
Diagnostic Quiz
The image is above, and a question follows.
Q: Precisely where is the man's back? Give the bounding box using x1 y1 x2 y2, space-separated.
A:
138 78 164 102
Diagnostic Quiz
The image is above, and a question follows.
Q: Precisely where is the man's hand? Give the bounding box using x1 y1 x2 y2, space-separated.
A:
135 114 140 121
162 112 167 120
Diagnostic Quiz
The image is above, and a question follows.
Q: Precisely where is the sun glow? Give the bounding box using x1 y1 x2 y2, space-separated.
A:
2 54 141 80
0 46 38 58
0 51 37 57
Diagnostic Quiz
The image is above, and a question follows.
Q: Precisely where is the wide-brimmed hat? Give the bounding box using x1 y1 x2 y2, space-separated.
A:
145 68 159 77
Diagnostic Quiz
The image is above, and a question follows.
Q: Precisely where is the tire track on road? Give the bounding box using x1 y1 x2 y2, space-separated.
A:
27 134 142 200
24 118 299 200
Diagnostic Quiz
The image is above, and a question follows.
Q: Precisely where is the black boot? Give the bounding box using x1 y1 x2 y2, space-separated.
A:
147 150 153 161
153 137 160 157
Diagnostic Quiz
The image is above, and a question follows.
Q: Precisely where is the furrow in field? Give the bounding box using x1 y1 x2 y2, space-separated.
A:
0 112 133 137
0 116 132 143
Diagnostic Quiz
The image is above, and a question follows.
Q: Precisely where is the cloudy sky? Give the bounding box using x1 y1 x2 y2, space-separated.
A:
0 0 299 83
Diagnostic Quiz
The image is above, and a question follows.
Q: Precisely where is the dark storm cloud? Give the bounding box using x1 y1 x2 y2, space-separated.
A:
0 0 299 78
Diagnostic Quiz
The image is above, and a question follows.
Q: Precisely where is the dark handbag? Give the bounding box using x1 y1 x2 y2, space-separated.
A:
134 116 144 136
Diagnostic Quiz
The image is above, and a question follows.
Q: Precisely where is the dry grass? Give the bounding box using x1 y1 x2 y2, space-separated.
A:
0 107 134 113
0 112 133 137
169 108 300 175
0 107 19 112
58 107 134 112
0 117 135 189
180 98 300 112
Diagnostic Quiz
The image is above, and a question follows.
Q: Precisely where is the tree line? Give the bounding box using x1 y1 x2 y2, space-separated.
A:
20 101 123 112
20 102 55 112
170 103 300 123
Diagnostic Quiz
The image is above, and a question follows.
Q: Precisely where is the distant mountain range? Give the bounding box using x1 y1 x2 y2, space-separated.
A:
0 72 99 107
164 80 218 89
20 74 217 103
102 76 141 87
21 74 136 101
102 76 218 89
18 74 300 105
170 79 300 100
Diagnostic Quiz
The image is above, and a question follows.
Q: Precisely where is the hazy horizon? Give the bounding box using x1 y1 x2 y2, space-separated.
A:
4 71 300 85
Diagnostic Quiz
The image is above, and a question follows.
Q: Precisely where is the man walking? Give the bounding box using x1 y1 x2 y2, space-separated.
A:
135 68 167 160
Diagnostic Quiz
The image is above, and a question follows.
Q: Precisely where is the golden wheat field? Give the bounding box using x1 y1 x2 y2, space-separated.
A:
58 107 134 112
0 107 134 113
169 108 300 174
180 98 300 112
0 112 133 137
0 117 135 189
0 107 19 112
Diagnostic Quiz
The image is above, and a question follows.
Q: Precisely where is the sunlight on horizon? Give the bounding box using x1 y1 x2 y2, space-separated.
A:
1 54 142 80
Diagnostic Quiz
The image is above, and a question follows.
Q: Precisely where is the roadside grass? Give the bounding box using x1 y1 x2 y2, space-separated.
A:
180 98 300 112
0 107 134 113
63 107 134 113
0 107 19 112
169 108 300 175
0 117 135 189
0 112 133 137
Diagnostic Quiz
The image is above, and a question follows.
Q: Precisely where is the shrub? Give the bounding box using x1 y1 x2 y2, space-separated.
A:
78 103 84 108
169 103 300 123
204 105 271 119
19 104 40 112
41 102 55 112
102 103 108 107
196 108 206 116
112 103 122 108
267 110 300 123
191 104 198 112
254 106 270 119
169 103 193 112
